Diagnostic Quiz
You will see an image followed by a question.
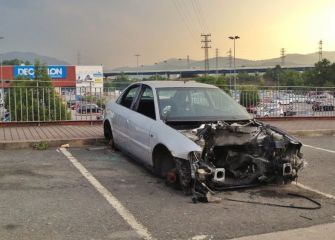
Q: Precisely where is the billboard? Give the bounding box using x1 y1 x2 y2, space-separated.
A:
13 66 67 79
75 66 103 90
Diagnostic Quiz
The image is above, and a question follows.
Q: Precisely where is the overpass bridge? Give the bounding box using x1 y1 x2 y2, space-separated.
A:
103 65 314 77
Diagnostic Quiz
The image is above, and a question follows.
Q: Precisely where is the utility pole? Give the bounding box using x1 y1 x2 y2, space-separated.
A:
227 48 233 90
201 34 211 75
280 48 286 66
215 48 219 77
187 55 190 69
134 54 140 77
319 40 323 61
229 36 240 90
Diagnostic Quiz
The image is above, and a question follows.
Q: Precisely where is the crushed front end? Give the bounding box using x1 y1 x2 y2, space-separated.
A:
175 120 305 202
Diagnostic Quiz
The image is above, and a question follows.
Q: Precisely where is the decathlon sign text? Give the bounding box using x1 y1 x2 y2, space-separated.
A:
13 66 67 79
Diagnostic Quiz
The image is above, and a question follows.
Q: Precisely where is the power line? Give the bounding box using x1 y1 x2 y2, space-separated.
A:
172 0 198 44
178 0 201 34
194 0 210 32
190 0 206 33
201 34 211 75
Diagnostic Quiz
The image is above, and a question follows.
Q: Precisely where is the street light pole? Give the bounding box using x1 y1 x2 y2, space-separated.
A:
0 37 4 105
154 62 158 80
229 36 240 91
134 54 140 77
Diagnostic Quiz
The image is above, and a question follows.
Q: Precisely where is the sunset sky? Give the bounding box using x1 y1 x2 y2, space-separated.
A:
0 0 335 67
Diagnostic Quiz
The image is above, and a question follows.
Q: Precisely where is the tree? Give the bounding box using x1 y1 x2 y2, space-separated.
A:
195 75 230 93
237 71 261 84
263 65 283 82
263 65 305 86
5 61 70 121
142 75 167 81
104 74 131 90
2 58 31 65
303 59 335 87
239 85 259 107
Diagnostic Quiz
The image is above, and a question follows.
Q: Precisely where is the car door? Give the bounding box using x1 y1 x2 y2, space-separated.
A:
111 84 141 153
126 85 157 165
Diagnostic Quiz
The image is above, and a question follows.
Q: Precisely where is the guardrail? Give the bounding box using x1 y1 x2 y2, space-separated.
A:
1 82 335 123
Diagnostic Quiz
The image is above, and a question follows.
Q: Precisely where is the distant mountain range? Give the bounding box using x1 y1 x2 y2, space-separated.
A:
2 50 335 71
110 51 335 72
2 51 69 65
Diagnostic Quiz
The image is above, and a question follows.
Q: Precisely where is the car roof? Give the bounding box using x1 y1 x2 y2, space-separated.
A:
135 80 218 89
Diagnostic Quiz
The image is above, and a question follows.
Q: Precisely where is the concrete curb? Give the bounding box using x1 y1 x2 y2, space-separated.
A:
0 129 334 150
0 137 105 150
287 129 335 137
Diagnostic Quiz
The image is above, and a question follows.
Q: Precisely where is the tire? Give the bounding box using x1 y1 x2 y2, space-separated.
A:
153 146 180 188
104 121 116 149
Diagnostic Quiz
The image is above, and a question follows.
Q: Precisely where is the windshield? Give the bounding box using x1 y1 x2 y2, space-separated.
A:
157 87 252 121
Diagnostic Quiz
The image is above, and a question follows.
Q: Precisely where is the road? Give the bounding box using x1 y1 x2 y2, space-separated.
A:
0 136 335 239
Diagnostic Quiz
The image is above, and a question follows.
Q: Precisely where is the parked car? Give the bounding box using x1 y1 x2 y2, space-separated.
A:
273 96 292 105
77 104 102 114
292 94 308 103
104 81 305 202
312 101 335 111
256 106 284 117
245 104 257 114
307 93 334 104
66 100 77 108
284 108 314 116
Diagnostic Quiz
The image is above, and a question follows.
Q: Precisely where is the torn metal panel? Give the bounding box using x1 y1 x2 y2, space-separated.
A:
174 120 305 202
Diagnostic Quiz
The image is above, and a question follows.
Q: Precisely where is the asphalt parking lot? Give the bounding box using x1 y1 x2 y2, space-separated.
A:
0 136 335 240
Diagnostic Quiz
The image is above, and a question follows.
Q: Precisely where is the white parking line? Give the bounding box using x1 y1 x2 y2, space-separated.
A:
298 144 335 199
292 182 335 200
303 144 335 154
231 222 335 240
59 147 153 240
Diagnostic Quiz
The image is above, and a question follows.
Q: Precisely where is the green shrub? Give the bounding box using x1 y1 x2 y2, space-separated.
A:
239 85 260 107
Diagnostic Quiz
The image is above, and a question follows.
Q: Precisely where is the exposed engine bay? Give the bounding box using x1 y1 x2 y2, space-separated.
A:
171 120 305 202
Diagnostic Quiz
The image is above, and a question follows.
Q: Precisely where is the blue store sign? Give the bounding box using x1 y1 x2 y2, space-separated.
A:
13 66 66 79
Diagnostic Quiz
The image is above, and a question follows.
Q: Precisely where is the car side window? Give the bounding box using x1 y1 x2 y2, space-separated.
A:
119 85 140 108
136 86 156 120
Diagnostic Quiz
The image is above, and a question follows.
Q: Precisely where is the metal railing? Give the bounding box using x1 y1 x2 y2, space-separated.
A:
1 82 335 123
224 85 335 118
0 86 120 123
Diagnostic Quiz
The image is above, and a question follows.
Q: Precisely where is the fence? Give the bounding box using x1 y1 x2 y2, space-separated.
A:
0 86 120 123
1 82 335 123
225 85 335 118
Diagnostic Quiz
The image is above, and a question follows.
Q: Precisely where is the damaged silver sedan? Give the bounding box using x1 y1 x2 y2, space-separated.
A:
104 81 305 202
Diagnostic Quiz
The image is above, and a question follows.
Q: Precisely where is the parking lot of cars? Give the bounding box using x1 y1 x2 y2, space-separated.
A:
0 135 335 239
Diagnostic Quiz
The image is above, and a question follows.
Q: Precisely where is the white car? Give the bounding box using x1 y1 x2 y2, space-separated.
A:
103 81 304 201
273 97 292 105
256 107 284 117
